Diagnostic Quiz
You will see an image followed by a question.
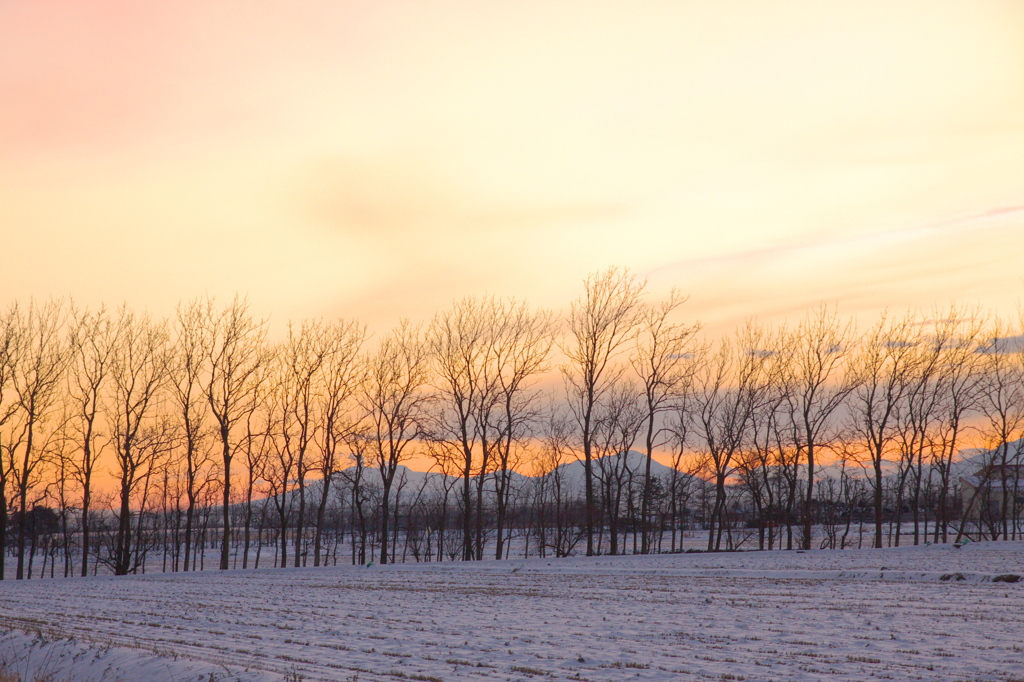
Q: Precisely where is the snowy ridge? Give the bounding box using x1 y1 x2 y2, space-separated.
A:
0 629 277 682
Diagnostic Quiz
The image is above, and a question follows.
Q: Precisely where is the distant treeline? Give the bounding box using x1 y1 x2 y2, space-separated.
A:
1 267 1022 580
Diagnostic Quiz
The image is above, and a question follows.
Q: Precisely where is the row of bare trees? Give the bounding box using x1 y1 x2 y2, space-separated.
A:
2 268 1024 579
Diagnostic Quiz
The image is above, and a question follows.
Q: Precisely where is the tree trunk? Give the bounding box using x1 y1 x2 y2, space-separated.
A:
803 440 814 550
313 474 332 567
220 427 231 571
641 414 655 554
873 459 884 549
380 481 392 565
16 421 36 580
115 477 132 575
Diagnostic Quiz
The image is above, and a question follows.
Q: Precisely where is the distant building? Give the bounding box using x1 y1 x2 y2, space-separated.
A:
961 464 1024 520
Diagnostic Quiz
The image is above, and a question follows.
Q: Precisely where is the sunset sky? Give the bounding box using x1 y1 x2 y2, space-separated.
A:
3 0 1024 336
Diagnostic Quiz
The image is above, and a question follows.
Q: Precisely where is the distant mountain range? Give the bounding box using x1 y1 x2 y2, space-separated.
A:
267 450 692 505
262 441 1024 506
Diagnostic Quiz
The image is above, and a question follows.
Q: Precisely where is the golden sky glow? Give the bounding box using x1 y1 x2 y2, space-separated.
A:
3 0 1024 335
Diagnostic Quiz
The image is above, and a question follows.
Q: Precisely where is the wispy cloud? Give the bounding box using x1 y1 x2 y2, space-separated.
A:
648 205 1024 277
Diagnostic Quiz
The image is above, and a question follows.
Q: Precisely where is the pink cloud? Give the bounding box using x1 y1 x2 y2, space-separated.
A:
0 1 370 155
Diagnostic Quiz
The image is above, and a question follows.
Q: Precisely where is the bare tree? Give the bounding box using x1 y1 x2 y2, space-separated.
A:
665 382 701 552
739 354 788 551
203 297 268 570
67 304 118 577
631 291 700 553
340 431 377 564
489 301 553 560
430 298 554 561
264 355 297 568
109 309 170 575
563 267 645 556
420 436 462 562
974 316 1024 540
281 321 332 567
360 321 430 564
848 312 919 549
238 354 273 569
120 419 177 575
929 309 984 543
48 415 78 576
18 285 1024 579
9 300 68 579
0 305 21 580
533 405 583 558
894 313 959 546
592 380 644 555
779 305 856 550
169 300 215 572
692 326 770 551
428 298 497 561
312 321 365 567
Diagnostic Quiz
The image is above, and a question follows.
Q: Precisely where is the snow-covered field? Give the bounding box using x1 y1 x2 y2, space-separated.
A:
1 543 1023 681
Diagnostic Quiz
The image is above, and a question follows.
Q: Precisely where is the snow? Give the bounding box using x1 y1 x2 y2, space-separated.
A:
1 542 1023 681
0 629 277 682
